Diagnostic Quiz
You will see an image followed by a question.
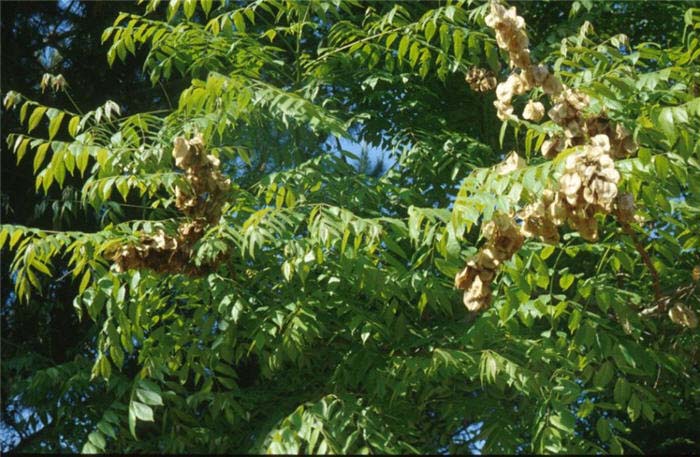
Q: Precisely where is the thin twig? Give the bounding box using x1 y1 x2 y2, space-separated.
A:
616 215 661 301
159 80 174 110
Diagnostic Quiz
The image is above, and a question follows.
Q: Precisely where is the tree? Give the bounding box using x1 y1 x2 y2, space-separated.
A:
2 0 699 453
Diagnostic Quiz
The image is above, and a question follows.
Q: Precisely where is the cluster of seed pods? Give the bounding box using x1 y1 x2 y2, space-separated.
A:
456 1 642 312
112 135 230 275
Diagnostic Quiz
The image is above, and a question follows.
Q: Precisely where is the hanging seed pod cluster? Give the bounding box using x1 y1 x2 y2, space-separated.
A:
455 1 645 313
112 134 230 275
455 214 524 311
466 67 498 93
556 134 620 241
482 3 637 160
172 135 231 223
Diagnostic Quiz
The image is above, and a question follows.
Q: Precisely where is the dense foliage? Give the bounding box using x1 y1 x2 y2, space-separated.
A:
2 0 700 453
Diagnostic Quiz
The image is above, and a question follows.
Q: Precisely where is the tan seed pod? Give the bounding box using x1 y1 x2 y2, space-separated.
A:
560 172 582 204
692 265 700 282
494 100 515 121
591 134 611 154
523 100 545 121
548 193 568 226
477 248 501 270
455 263 478 290
542 74 563 96
519 201 560 244
496 80 514 103
466 67 497 92
548 102 569 124
495 151 526 175
522 64 549 87
463 275 492 312
541 137 563 159
668 303 698 329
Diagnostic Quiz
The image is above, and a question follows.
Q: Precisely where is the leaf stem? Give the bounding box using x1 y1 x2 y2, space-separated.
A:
616 215 661 301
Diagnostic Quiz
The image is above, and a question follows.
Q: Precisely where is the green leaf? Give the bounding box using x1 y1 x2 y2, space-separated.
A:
654 155 669 179
183 0 196 18
9 228 23 248
559 273 575 291
398 35 410 61
20 101 31 123
499 121 507 148
82 442 100 454
485 42 500 73
117 178 129 201
48 111 65 140
32 260 52 276
128 407 137 439
77 146 90 176
201 0 213 16
614 378 631 405
658 108 675 139
28 106 47 133
593 361 614 388
453 29 464 61
15 137 30 164
68 116 80 137
409 42 420 67
136 388 164 406
33 143 50 172
233 11 245 32
541 244 555 260
627 393 641 421
88 431 106 450
424 20 436 42
549 410 576 434
97 421 117 439
596 417 611 442
130 401 154 422
237 147 251 165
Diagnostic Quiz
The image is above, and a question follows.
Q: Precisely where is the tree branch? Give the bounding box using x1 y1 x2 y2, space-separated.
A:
617 216 662 302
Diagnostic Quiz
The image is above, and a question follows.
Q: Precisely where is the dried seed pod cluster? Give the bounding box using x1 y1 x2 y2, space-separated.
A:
519 134 624 243
518 189 561 244
541 89 590 158
561 136 619 208
455 2 643 314
583 119 638 159
173 134 231 223
668 303 698 329
484 2 637 160
112 135 230 275
455 213 524 312
542 94 637 160
484 3 562 120
466 67 498 92
484 3 530 69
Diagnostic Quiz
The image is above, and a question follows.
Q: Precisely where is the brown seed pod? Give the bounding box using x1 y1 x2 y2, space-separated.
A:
111 135 231 276
668 303 698 329
522 100 545 122
519 201 560 244
466 67 497 92
463 275 492 312
495 151 526 175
